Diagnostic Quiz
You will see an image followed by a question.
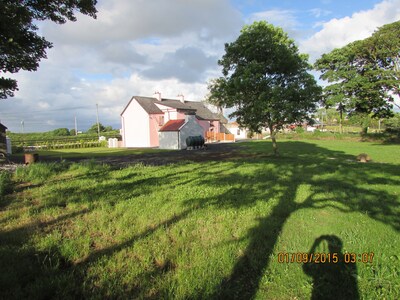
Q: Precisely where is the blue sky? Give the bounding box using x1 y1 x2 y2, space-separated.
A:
234 0 380 20
0 0 399 132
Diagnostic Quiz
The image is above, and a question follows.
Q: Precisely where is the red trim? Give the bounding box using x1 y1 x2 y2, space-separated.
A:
159 119 185 132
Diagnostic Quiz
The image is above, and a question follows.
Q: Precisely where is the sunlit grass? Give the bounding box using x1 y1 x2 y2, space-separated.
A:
1 140 399 299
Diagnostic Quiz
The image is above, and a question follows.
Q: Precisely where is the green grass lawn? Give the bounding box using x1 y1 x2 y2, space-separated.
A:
1 139 399 299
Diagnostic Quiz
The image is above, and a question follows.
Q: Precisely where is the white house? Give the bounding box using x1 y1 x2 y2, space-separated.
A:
120 93 226 148
225 122 248 140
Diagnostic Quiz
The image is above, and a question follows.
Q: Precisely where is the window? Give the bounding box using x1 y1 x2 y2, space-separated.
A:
158 116 164 126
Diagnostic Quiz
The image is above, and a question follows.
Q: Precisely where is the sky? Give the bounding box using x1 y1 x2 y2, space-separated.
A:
1 0 399 132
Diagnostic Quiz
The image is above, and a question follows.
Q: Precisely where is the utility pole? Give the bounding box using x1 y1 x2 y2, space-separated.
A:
74 116 78 135
96 103 100 138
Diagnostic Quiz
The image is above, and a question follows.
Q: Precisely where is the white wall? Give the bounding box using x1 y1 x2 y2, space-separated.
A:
155 104 179 123
159 131 179 149
121 99 150 147
228 125 247 139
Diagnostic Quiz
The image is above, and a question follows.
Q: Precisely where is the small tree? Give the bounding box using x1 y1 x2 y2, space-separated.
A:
87 123 105 134
348 113 371 135
208 21 321 155
52 128 70 136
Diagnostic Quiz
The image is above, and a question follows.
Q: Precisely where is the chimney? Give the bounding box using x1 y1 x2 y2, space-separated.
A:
154 91 161 101
177 94 185 103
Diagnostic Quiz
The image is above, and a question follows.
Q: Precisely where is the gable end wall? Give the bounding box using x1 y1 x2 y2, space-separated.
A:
121 99 151 147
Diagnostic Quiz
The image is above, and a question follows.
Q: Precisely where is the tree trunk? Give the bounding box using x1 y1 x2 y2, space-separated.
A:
339 106 343 134
361 126 368 135
270 126 279 156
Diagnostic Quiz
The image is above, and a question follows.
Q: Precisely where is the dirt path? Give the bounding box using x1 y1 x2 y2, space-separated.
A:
7 143 250 168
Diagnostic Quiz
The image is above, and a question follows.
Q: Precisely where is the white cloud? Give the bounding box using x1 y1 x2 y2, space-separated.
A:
309 8 332 18
38 102 50 109
142 47 217 83
43 0 242 46
300 0 400 62
247 9 313 42
0 0 243 132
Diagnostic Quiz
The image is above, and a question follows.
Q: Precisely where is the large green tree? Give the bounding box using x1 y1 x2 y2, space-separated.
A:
0 0 97 99
314 20 400 129
361 21 400 104
208 21 321 155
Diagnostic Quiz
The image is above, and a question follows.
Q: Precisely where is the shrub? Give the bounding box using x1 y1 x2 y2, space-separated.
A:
295 126 305 134
12 145 24 153
384 114 400 136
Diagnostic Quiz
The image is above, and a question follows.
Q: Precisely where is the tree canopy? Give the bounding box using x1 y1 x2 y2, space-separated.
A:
208 21 321 155
86 123 116 134
0 0 97 99
314 20 400 122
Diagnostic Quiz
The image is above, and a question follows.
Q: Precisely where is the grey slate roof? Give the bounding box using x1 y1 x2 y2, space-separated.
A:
158 99 194 111
184 101 221 121
135 96 163 114
121 96 223 122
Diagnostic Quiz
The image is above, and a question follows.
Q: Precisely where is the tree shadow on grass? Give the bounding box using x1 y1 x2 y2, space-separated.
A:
179 141 399 299
0 209 90 299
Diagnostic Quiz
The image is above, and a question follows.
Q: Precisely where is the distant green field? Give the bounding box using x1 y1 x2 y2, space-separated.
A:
1 139 399 299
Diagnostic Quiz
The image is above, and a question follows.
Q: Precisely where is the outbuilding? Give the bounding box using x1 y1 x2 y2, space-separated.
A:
159 113 204 149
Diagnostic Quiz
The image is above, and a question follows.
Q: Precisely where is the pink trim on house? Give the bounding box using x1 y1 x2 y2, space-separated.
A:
177 112 186 120
197 119 210 135
211 120 220 133
149 114 162 147
196 119 220 136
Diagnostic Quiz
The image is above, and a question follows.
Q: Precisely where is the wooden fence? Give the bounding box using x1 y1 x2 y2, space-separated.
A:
206 131 235 142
